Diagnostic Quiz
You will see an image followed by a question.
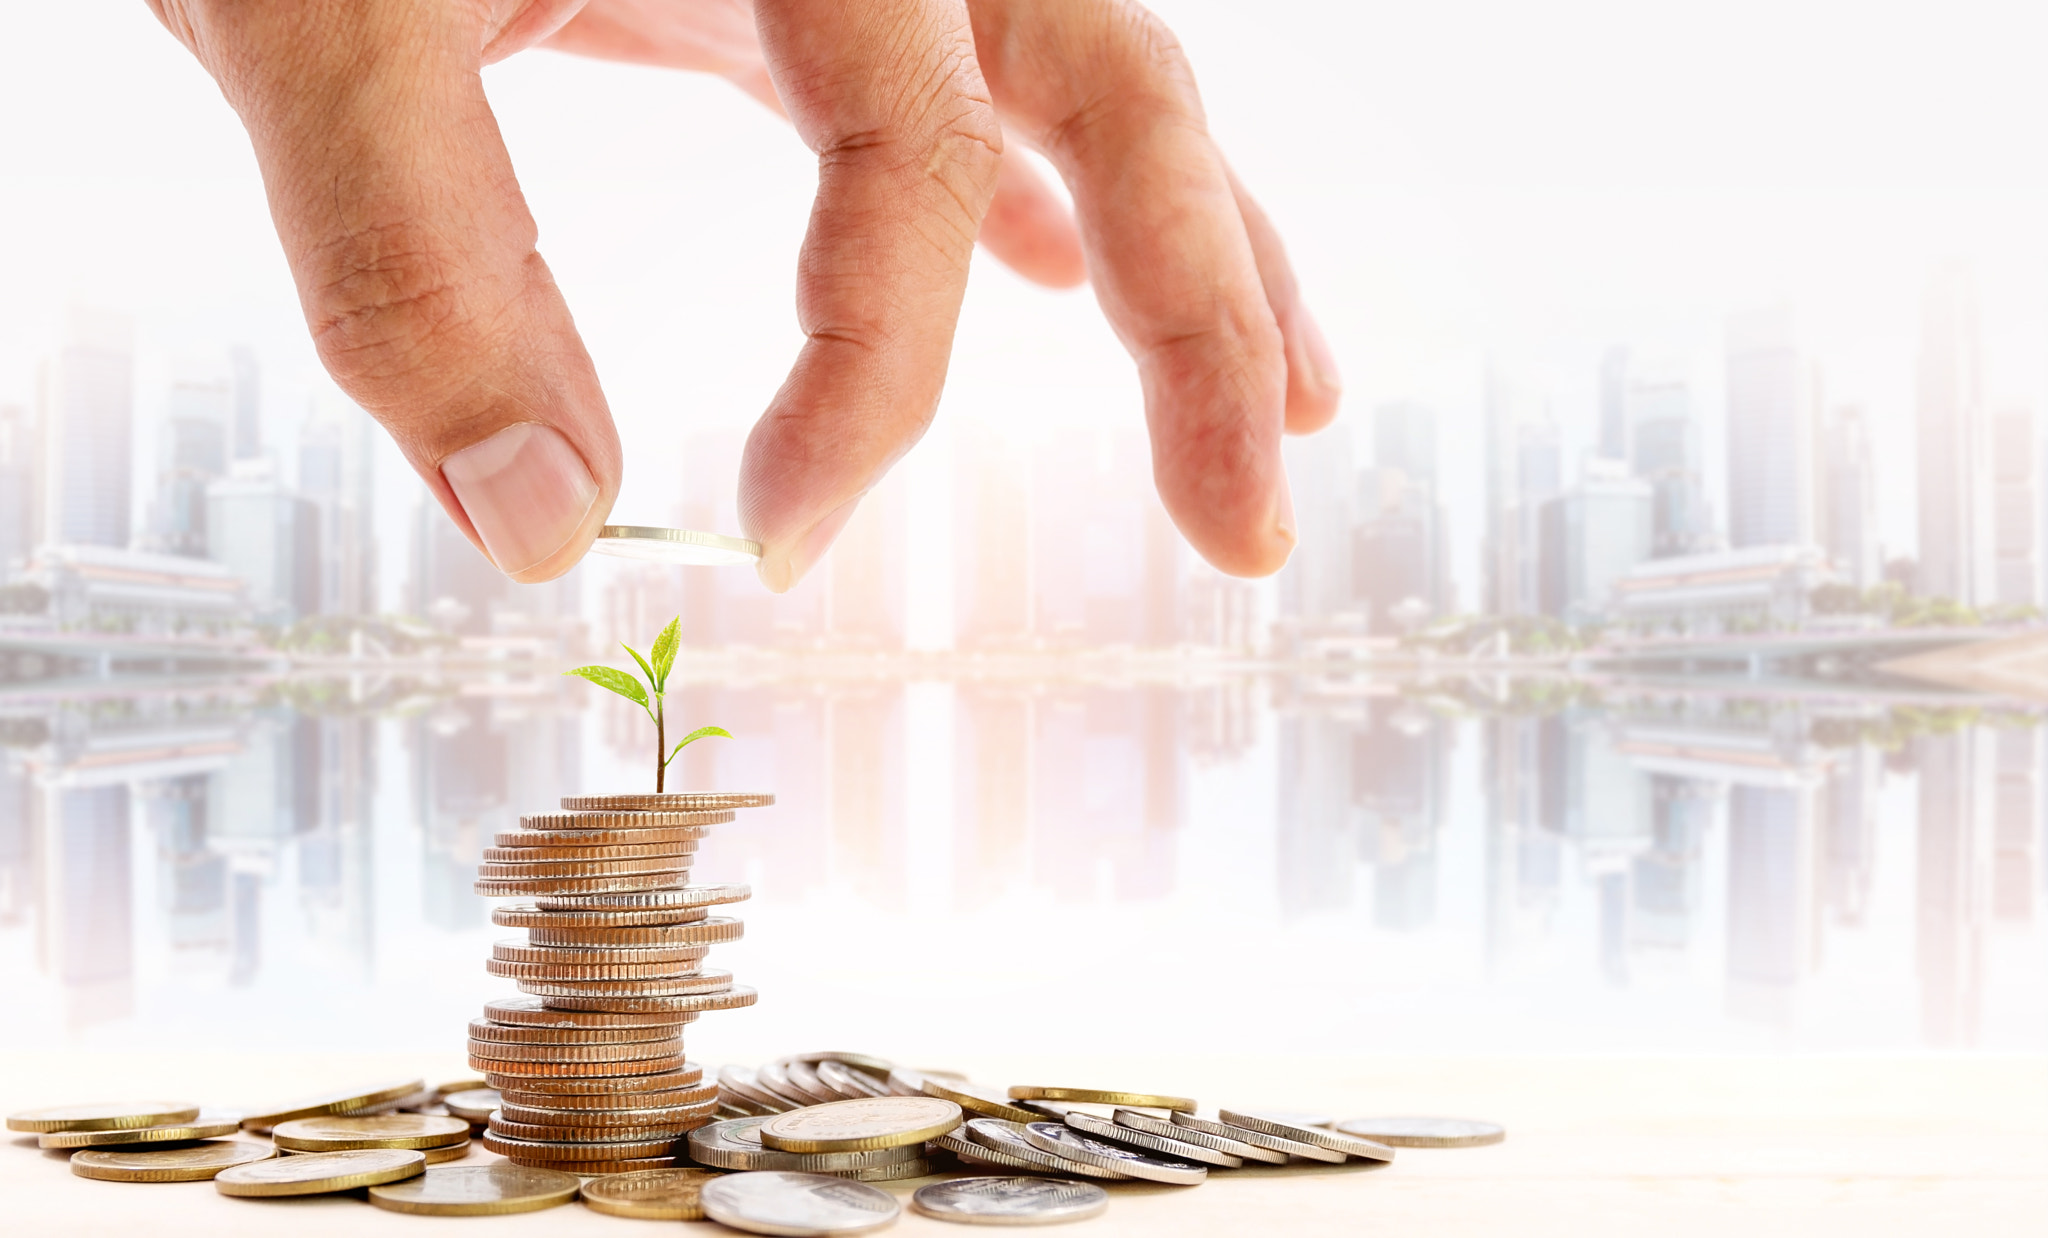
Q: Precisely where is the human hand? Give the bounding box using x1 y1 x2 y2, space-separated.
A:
145 0 1339 589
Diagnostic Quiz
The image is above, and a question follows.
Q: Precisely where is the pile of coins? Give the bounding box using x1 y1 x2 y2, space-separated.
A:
9 1065 1504 1230
467 791 770 1175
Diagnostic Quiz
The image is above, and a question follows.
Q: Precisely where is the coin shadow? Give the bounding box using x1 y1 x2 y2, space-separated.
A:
39 1146 73 1164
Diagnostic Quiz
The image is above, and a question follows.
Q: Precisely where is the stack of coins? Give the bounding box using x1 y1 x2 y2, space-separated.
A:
468 792 769 1174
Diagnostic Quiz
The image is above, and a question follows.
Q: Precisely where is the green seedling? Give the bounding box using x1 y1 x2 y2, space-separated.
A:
564 615 731 792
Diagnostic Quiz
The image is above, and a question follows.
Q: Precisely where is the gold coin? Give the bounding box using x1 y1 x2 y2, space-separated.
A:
442 1090 502 1124
476 1053 688 1079
477 855 690 879
537 986 757 1015
469 1037 682 1064
483 996 696 1028
493 938 713 965
238 1080 426 1131
497 1097 719 1127
489 1065 705 1095
475 873 688 897
469 1018 677 1046
499 1085 717 1113
482 1129 684 1160
489 958 706 983
483 842 697 863
500 1155 684 1174
487 1114 712 1142
272 1113 473 1151
559 793 772 811
523 810 735 829
920 1077 1044 1125
517 970 732 998
501 825 716 848
7 1102 200 1134
580 1168 724 1220
215 1147 425 1196
39 1119 240 1149
758 1097 963 1153
1008 1086 1197 1113
367 1163 581 1215
423 1140 473 1164
527 917 743 948
70 1141 277 1182
492 888 748 929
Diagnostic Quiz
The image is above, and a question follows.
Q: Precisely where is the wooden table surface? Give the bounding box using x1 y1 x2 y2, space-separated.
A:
6 1051 2045 1237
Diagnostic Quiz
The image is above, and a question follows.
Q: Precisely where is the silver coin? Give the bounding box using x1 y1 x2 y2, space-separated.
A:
775 1059 840 1106
932 1130 1041 1172
754 1063 822 1109
824 1156 930 1182
1115 1108 1285 1165
885 1068 930 1098
1218 1109 1395 1162
689 1117 922 1172
1171 1111 1344 1164
1062 1109 1240 1168
1022 1122 1206 1185
721 1067 799 1114
813 1061 887 1101
962 1119 1126 1180
1331 1117 1505 1148
534 885 751 912
911 1177 1109 1227
590 525 762 566
699 1170 900 1237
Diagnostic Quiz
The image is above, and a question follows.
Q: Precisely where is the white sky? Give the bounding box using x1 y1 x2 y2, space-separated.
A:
4 0 2048 607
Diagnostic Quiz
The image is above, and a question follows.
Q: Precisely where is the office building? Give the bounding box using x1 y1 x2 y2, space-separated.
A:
1277 422 1357 625
32 542 248 636
1724 305 1817 549
1537 460 1653 625
1628 369 1713 557
1916 263 1995 605
1992 405 2039 608
1611 544 1831 636
1599 346 1631 461
40 308 134 549
298 391 379 616
1483 365 1546 615
0 403 36 577
148 377 232 558
954 420 1034 648
207 460 319 626
229 346 262 461
1819 406 1881 588
1354 466 1449 632
1032 430 1179 647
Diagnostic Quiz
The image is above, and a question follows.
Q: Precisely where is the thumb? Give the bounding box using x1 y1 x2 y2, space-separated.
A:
170 0 619 581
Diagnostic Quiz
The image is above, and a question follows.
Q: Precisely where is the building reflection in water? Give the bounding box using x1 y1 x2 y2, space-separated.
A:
0 674 2043 1049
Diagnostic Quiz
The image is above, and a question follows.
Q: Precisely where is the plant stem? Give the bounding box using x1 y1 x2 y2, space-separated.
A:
655 693 666 793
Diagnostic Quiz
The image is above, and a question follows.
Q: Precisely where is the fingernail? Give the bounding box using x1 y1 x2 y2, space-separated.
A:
757 495 863 595
441 422 598 577
1301 314 1341 396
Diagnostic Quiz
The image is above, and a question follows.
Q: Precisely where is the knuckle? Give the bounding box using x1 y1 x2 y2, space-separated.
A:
1046 5 1205 155
301 218 481 394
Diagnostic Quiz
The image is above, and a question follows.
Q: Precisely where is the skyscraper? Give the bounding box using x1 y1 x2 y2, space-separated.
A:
1992 405 2038 608
298 390 379 616
1820 406 1881 588
1277 421 1357 624
228 346 262 461
1724 305 1817 549
1373 401 1437 484
1484 365 1547 615
148 377 231 558
1598 345 1632 461
0 403 36 576
207 460 320 625
1916 263 1995 605
40 308 134 549
1628 368 1712 557
1537 460 1653 624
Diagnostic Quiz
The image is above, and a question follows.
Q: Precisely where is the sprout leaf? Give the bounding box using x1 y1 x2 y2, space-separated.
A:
650 617 681 692
620 643 658 699
563 664 648 708
663 725 732 768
